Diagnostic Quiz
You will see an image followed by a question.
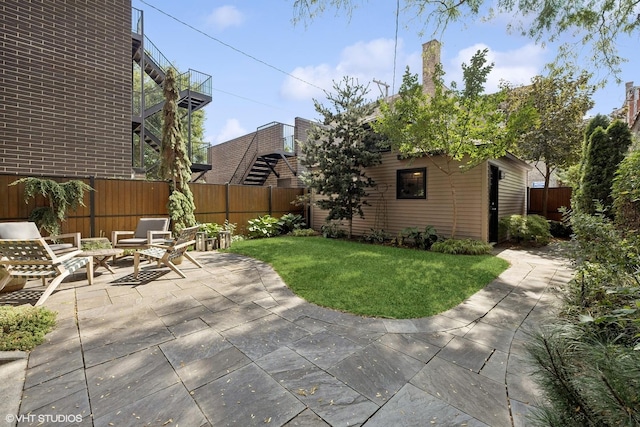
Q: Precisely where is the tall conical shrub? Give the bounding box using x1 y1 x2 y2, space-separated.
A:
159 68 196 232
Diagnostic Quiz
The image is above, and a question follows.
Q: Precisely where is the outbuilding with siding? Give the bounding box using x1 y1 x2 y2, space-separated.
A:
309 150 531 242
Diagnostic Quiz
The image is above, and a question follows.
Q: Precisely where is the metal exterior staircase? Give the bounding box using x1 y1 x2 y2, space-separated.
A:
243 151 296 186
229 122 298 186
131 8 212 179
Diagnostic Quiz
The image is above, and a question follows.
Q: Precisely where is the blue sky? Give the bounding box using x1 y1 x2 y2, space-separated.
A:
133 0 640 146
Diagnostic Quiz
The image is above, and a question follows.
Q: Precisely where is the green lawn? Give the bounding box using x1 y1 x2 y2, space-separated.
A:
226 236 509 319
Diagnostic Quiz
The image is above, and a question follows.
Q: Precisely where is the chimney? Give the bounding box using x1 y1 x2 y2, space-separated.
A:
626 81 634 125
422 40 441 96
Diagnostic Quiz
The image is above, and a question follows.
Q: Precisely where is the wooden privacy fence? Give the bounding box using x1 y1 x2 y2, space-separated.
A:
0 174 305 237
528 187 572 222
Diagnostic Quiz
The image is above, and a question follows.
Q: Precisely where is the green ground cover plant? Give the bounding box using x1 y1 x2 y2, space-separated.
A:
0 306 56 351
226 236 508 318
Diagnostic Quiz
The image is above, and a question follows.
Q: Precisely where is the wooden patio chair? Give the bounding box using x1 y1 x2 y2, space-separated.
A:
133 225 203 279
0 238 93 306
111 218 172 251
0 221 81 255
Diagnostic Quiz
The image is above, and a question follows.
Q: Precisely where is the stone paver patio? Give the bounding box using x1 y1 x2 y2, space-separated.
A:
0 244 573 426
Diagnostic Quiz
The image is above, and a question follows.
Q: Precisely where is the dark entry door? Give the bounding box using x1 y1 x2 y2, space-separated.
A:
489 165 499 242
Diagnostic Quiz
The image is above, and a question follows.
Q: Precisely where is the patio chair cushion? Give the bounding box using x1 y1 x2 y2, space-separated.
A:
0 222 74 253
114 237 153 246
134 218 170 239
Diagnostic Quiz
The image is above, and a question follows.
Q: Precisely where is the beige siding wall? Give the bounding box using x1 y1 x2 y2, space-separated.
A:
491 158 529 219
310 153 487 240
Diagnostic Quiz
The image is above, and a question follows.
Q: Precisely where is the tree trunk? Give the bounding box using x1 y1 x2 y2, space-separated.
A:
449 174 457 238
542 166 552 218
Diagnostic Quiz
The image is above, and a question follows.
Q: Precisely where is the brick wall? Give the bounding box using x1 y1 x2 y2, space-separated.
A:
207 132 257 184
0 0 132 178
208 119 314 186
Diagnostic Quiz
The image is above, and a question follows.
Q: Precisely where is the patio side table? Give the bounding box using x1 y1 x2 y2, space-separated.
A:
79 248 124 274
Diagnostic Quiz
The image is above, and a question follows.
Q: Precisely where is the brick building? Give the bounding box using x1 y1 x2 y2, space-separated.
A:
207 117 314 187
1 0 132 178
0 1 211 179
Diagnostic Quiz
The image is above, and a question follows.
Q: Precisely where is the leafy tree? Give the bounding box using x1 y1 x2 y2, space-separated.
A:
578 120 632 215
567 114 611 198
612 150 640 231
374 49 512 238
293 0 638 77
503 69 594 217
301 76 382 239
159 67 196 232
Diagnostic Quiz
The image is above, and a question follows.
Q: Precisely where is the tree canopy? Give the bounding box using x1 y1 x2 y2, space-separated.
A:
374 49 512 237
293 0 638 78
502 69 594 216
301 76 382 239
577 119 633 215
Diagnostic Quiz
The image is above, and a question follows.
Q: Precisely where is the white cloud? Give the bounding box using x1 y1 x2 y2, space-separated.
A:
206 5 244 31
280 38 544 103
446 43 546 92
212 119 246 144
280 38 421 101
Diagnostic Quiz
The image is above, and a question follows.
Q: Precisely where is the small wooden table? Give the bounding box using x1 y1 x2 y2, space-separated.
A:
80 248 124 274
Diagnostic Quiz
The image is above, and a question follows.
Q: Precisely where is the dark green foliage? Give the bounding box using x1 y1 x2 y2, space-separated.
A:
10 177 93 236
527 324 640 427
526 211 640 426
577 120 632 215
301 77 382 239
361 228 390 244
583 114 610 147
430 238 493 255
0 306 56 351
399 225 441 250
548 220 572 238
320 222 347 239
568 213 640 336
498 214 551 246
612 150 640 231
277 213 306 234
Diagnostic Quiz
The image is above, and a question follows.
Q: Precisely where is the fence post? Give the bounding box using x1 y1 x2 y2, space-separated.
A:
225 182 230 222
89 176 95 237
268 186 272 216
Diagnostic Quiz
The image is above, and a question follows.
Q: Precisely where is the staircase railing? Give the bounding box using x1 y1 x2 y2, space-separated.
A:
229 132 259 184
132 7 142 35
143 35 172 74
179 69 212 97
191 141 211 164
